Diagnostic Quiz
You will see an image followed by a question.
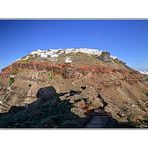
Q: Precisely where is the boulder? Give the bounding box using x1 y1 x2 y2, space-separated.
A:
98 51 111 62
37 86 57 102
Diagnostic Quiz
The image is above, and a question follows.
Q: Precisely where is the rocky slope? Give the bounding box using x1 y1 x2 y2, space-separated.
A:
0 48 148 128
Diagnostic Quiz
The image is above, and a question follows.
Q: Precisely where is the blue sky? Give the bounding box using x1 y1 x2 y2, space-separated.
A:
0 20 148 71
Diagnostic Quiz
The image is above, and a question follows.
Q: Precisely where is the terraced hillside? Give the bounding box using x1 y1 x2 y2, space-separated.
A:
0 48 148 128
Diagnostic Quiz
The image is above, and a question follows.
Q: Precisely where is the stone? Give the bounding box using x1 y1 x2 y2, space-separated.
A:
37 86 57 102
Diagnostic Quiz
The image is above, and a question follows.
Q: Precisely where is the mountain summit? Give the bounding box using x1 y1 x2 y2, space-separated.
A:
0 48 148 128
16 48 117 63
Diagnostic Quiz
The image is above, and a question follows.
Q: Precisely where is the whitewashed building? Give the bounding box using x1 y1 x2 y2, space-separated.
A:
65 57 72 63
50 54 59 61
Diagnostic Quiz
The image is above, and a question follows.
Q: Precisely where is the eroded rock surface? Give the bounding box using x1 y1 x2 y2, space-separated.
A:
0 51 148 127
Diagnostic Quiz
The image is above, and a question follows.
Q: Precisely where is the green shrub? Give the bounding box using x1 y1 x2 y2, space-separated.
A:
48 70 54 80
0 76 2 83
12 68 19 75
8 76 15 87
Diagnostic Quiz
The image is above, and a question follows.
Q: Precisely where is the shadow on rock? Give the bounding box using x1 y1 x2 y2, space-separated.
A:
0 86 136 128
85 109 135 128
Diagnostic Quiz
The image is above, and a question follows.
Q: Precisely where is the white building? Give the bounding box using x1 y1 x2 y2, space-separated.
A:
140 71 148 75
65 48 74 54
110 55 117 60
29 48 117 62
41 53 48 58
65 57 72 63
50 54 59 61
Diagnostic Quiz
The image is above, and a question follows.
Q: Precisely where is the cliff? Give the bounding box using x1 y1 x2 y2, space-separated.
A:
0 48 148 128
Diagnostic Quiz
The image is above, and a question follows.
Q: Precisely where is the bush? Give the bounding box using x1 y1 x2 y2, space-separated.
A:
8 76 15 87
0 76 2 82
12 68 19 75
48 70 54 80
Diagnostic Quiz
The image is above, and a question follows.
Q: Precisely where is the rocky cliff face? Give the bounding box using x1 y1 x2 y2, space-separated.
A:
0 48 148 128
